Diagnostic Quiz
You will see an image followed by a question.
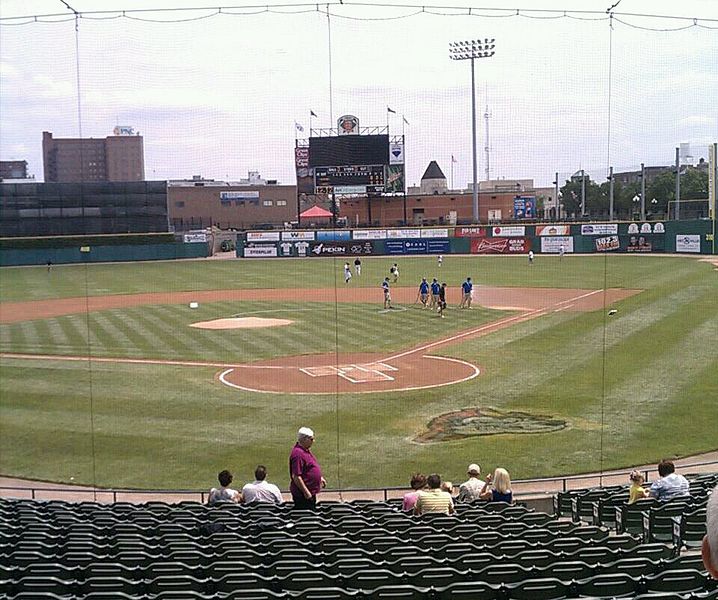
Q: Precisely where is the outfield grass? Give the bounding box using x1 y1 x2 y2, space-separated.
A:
0 254 716 490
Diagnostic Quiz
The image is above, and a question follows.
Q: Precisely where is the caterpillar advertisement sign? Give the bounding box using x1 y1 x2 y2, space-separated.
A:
471 237 529 254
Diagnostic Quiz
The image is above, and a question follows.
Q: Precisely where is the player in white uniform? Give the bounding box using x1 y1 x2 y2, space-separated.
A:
344 262 352 284
437 255 443 268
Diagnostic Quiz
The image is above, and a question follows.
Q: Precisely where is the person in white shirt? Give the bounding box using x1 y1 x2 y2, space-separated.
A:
703 484 718 579
208 470 241 505
241 465 284 504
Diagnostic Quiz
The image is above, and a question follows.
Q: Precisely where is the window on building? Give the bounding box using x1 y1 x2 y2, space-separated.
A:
276 200 287 206
175 201 185 207
263 200 273 206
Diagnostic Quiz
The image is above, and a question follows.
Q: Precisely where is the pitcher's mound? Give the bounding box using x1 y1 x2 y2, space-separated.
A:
190 317 293 330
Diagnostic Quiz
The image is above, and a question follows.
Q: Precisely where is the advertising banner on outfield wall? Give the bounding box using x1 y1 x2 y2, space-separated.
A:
353 229 387 240
541 236 574 253
536 225 570 236
387 228 422 238
626 235 653 252
385 239 450 254
316 230 351 241
244 245 278 257
675 234 701 253
183 233 207 243
421 228 449 238
454 226 487 237
595 236 620 252
471 237 528 254
281 231 315 241
247 231 281 242
492 226 525 237
581 223 618 235
310 241 375 256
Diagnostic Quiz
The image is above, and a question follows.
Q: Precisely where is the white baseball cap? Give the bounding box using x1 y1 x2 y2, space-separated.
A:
467 464 481 475
298 427 315 439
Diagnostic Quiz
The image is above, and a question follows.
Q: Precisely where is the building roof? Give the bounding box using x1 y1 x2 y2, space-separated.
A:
421 161 446 181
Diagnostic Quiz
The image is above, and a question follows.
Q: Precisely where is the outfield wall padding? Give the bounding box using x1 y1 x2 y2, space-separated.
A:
0 242 209 266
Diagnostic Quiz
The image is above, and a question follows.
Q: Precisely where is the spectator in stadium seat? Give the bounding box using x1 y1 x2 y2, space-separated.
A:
402 473 427 512
208 470 241 505
703 485 718 579
441 480 455 496
628 470 649 504
414 473 455 515
241 465 284 504
480 468 514 504
649 459 690 502
289 427 326 510
458 463 484 503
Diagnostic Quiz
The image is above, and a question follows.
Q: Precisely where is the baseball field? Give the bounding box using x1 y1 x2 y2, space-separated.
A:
0 254 716 492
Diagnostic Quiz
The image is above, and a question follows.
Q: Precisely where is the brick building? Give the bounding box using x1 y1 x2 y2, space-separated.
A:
0 160 30 180
167 177 297 231
42 130 145 183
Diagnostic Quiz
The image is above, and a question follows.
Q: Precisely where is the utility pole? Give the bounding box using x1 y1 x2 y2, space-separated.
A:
581 169 586 217
608 166 614 220
450 38 496 223
640 162 646 221
484 104 491 182
554 172 559 220
675 147 681 220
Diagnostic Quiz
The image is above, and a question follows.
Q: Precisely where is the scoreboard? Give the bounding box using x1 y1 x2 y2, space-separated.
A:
314 165 385 194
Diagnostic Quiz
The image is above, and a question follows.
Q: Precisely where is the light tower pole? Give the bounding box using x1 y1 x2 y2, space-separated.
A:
450 38 496 223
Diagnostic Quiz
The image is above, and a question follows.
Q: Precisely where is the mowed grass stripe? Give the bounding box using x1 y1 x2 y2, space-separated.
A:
90 311 156 358
151 305 224 357
123 307 197 360
468 282 712 412
598 314 718 433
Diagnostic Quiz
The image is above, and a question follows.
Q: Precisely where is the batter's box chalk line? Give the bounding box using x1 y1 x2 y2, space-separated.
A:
300 362 396 383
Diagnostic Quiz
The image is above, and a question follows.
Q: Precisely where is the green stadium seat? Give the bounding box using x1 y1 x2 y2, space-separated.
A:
80 576 144 596
293 587 358 599
366 584 428 599
407 566 464 588
475 563 532 585
599 556 660 578
343 568 402 591
538 560 594 582
435 580 497 599
506 577 571 600
576 572 638 598
644 569 711 595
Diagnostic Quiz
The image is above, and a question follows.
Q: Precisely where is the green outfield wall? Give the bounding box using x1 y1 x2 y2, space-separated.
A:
0 233 210 266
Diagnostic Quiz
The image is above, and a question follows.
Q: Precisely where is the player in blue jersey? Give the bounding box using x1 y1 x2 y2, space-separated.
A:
430 278 441 310
460 277 473 309
418 278 430 308
382 277 393 310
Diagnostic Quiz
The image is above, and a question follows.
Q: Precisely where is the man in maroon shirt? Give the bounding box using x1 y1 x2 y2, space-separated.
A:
289 427 326 509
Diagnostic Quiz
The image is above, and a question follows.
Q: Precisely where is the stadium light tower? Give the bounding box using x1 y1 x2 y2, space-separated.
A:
450 38 496 223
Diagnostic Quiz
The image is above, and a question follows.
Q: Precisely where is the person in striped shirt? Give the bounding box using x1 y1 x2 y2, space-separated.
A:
414 473 455 515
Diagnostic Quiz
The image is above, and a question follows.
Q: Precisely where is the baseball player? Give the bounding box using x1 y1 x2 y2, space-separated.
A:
418 278 430 308
382 277 393 310
344 262 352 284
430 278 441 310
438 282 447 318
354 257 362 276
390 263 399 283
460 277 473 309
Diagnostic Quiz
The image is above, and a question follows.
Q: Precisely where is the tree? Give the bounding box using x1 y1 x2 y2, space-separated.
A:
560 176 604 218
646 168 708 217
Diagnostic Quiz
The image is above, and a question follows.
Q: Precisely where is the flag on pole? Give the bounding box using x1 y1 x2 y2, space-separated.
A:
295 122 304 132
402 116 409 125
310 110 317 117
387 106 396 114
451 155 457 163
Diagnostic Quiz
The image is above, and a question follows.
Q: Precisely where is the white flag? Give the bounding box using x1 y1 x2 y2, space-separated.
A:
295 122 304 132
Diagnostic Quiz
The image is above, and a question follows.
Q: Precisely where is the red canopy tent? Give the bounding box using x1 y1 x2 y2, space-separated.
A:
300 205 333 219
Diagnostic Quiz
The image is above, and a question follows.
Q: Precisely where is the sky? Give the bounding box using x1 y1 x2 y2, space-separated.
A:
1 0 717 187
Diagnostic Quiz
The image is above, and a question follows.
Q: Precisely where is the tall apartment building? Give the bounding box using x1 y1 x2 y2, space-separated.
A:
42 130 145 183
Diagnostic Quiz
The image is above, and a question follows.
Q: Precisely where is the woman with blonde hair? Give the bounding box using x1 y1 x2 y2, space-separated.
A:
480 467 513 504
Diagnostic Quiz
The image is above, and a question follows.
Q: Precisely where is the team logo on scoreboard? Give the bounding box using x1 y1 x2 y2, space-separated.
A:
337 115 359 135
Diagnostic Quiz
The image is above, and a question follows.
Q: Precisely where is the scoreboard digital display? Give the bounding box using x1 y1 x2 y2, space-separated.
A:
309 134 389 168
314 165 385 194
